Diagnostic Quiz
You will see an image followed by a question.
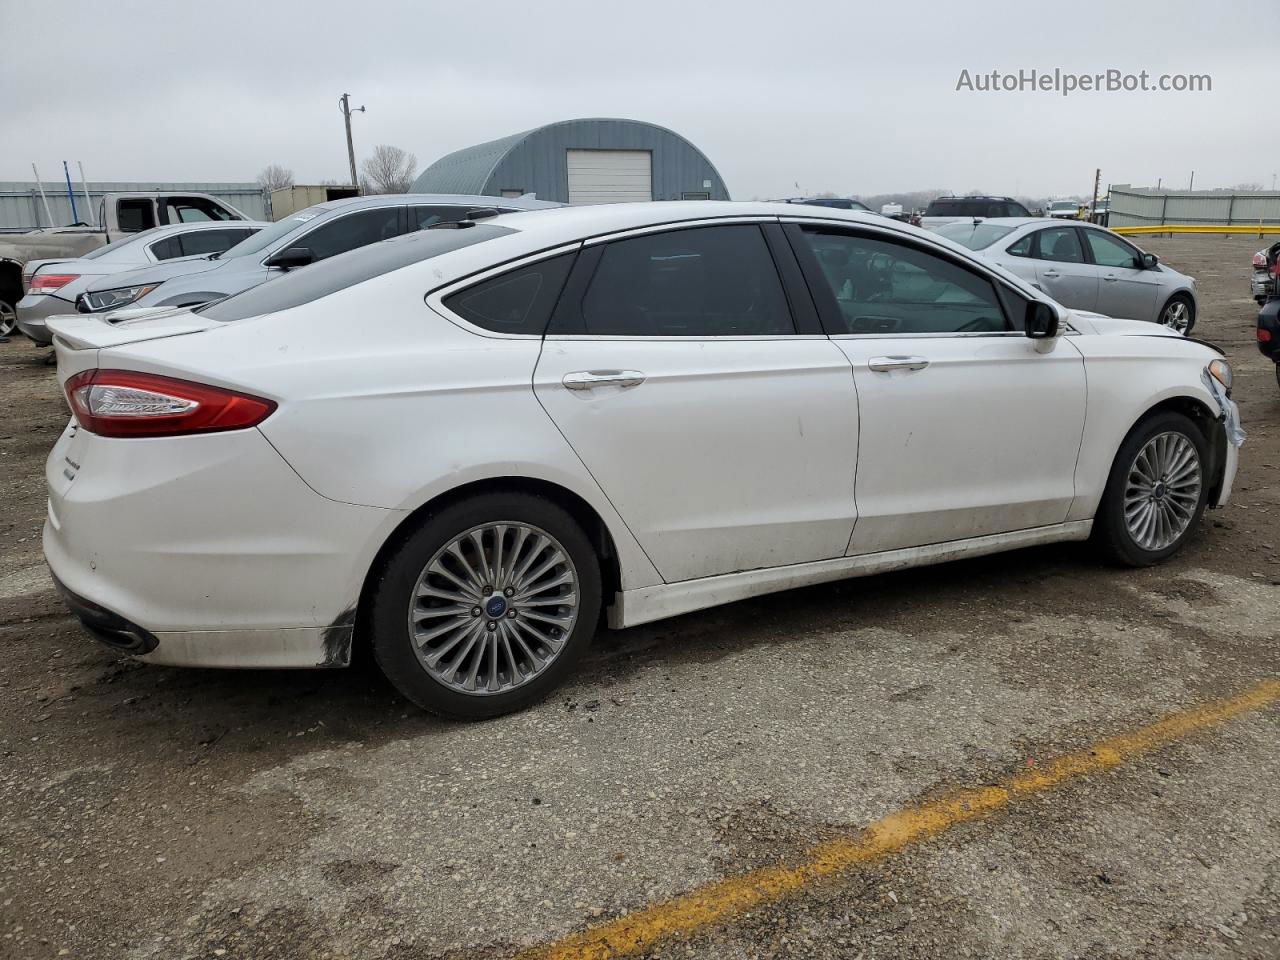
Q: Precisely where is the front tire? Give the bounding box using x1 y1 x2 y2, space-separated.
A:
369 492 601 719
1157 294 1195 335
1093 412 1209 566
0 299 16 338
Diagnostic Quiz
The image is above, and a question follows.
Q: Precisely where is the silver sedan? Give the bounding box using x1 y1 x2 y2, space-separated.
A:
934 218 1198 334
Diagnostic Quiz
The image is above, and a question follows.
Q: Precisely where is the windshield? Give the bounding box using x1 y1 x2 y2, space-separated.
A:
1049 201 1077 211
934 222 1017 250
218 207 325 259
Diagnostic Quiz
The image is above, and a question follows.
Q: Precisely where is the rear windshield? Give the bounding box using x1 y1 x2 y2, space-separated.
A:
197 224 514 322
81 228 163 260
934 222 1016 250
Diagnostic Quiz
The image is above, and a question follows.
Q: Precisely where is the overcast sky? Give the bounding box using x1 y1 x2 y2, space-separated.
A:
3 0 1274 199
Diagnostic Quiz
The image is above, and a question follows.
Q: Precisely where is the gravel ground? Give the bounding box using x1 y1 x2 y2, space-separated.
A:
1 235 1277 960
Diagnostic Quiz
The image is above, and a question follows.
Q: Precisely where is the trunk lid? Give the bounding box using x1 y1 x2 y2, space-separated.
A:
48 307 219 353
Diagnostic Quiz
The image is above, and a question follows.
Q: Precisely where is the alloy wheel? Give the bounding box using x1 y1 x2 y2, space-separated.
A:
0 301 16 337
1122 431 1202 551
407 522 580 696
1159 300 1190 334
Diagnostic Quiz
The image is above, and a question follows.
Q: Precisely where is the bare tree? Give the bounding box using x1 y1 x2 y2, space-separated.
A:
360 145 418 194
257 164 295 192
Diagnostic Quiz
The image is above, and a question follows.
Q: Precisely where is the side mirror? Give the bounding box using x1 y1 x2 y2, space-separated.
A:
1140 252 1158 269
1024 300 1059 339
264 246 315 270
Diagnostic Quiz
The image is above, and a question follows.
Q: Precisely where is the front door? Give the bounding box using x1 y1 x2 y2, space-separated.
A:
1082 228 1162 320
786 222 1087 554
533 222 859 583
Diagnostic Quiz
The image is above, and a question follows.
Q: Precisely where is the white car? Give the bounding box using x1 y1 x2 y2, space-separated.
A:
1046 200 1082 219
44 202 1243 718
935 218 1200 334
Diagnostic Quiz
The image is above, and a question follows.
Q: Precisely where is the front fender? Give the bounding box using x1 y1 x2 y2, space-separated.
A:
1066 336 1229 521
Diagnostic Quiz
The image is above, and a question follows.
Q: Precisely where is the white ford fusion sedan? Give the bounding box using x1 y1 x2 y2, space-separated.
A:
44 202 1244 718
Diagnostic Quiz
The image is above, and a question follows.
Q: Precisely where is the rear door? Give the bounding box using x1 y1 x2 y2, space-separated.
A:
533 220 859 582
786 221 1086 555
1030 225 1098 311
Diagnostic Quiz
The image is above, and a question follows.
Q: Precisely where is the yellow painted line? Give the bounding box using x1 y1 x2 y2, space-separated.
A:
523 678 1280 960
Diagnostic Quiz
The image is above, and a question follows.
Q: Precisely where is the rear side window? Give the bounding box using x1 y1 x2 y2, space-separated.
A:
1035 227 1085 263
1006 234 1033 257
579 225 794 336
442 253 576 335
148 236 182 260
180 228 257 257
116 199 156 232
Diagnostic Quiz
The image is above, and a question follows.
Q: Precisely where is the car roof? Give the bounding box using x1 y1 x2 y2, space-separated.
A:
149 220 270 234
310 193 564 212
931 195 1020 202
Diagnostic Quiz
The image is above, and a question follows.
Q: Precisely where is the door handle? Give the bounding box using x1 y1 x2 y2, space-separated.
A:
562 370 646 391
1041 270 1060 278
867 356 929 373
1102 274 1119 282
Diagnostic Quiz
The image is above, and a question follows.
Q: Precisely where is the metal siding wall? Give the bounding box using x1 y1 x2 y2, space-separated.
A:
1110 187 1280 227
0 182 268 230
482 120 729 203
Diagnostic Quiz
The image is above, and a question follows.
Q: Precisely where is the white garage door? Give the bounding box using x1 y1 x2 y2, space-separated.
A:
566 149 652 205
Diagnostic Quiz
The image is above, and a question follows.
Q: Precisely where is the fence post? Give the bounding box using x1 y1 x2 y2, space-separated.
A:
1226 195 1235 237
1160 194 1168 237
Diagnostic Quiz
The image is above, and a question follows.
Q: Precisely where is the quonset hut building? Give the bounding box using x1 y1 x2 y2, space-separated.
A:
410 118 730 205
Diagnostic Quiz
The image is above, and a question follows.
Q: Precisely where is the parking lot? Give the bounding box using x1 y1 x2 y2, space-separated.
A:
1 235 1277 959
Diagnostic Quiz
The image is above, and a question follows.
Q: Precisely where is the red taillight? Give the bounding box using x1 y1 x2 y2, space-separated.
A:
64 369 276 438
28 273 79 294
1260 328 1273 343
1254 252 1268 268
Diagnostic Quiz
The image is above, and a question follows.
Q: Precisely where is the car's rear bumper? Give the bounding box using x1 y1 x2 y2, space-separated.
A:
15 293 72 346
44 421 402 669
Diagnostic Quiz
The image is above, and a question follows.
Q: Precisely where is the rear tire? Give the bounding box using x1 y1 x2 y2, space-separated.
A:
369 492 601 719
1093 412 1209 566
0 299 16 338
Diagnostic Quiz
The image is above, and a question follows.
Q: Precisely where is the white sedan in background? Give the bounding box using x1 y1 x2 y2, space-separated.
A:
44 202 1241 718
936 218 1199 334
15 220 267 345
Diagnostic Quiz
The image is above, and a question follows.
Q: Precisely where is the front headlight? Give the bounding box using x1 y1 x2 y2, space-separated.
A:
81 282 161 313
1207 358 1232 394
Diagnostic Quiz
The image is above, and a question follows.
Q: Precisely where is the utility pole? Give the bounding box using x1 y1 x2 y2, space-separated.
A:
1188 170 1195 192
1089 167 1101 222
339 93 365 190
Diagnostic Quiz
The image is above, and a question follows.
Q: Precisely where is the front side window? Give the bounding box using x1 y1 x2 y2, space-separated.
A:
443 253 576 335
294 207 403 262
1083 229 1140 269
580 225 793 336
800 228 1010 335
1034 227 1085 264
165 197 237 223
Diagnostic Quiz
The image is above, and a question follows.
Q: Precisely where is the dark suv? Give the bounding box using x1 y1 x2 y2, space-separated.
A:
922 196 1031 228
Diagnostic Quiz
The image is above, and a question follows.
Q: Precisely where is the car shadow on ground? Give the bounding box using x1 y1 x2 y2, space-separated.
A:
23 539 1119 770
